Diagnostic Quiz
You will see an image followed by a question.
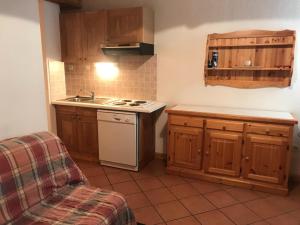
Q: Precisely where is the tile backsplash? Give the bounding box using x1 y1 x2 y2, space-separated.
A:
65 55 157 100
48 60 66 101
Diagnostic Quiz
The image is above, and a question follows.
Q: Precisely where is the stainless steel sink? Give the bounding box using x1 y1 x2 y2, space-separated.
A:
84 98 113 104
65 96 93 102
63 96 113 105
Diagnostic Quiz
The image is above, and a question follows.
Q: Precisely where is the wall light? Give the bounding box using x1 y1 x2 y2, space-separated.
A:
94 62 119 81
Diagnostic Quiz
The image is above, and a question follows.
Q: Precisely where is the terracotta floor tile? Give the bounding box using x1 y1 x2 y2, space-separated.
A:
158 175 186 187
81 166 105 177
112 181 141 195
180 195 215 215
250 221 270 225
88 175 110 187
103 166 125 174
190 181 223 194
130 170 154 180
220 203 261 225
204 190 238 208
106 171 133 184
169 183 199 199
266 196 300 212
245 198 286 219
136 177 164 191
134 206 163 225
225 187 267 202
166 216 201 225
155 201 191 221
125 192 151 209
144 187 176 205
195 210 235 225
267 212 300 225
76 160 99 169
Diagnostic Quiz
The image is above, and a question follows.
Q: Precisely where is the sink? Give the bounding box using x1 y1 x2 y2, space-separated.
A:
63 96 112 105
65 96 93 102
84 98 113 104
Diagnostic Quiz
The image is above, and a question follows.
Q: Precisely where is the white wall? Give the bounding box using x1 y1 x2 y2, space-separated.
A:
0 0 48 139
43 0 62 134
83 0 300 154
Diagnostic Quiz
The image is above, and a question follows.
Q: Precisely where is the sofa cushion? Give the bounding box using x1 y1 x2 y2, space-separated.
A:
0 132 87 224
9 185 135 225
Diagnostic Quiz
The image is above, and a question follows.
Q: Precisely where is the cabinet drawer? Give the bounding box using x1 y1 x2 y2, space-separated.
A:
169 115 203 128
206 119 244 132
246 123 290 137
77 107 97 117
55 105 76 113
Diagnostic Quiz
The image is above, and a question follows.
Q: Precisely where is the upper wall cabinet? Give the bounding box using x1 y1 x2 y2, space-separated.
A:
204 30 296 88
60 10 106 62
106 7 154 45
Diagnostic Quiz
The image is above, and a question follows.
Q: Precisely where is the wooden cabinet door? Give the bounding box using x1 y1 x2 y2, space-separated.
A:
56 112 78 153
82 10 107 61
204 130 242 177
77 115 99 158
168 126 203 169
106 7 142 44
243 134 288 184
60 12 83 62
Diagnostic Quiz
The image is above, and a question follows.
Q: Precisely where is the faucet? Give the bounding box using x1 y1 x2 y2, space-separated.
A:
90 91 95 100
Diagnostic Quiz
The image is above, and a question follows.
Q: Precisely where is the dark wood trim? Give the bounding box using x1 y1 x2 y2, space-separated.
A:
46 0 81 9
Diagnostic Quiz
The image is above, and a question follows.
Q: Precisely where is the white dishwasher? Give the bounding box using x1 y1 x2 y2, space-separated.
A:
97 110 138 171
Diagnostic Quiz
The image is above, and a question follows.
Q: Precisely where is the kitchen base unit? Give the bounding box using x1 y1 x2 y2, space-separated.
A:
166 105 298 195
54 105 157 170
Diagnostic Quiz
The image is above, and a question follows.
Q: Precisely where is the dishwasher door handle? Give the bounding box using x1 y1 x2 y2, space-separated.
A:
113 117 121 121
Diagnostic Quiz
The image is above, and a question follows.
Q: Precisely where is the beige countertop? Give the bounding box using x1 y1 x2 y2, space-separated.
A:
52 99 166 113
167 105 298 125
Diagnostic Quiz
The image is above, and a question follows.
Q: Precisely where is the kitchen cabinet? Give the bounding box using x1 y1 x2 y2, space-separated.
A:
60 10 106 62
168 126 203 169
204 130 242 177
55 105 157 168
243 134 288 184
166 105 297 195
56 105 98 161
106 7 154 44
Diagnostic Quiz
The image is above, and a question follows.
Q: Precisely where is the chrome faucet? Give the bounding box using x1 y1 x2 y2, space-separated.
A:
90 91 95 100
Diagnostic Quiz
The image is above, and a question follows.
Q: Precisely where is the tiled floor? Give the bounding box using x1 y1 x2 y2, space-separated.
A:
76 159 300 225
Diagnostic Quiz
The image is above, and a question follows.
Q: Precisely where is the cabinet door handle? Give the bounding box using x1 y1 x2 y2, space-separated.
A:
114 117 121 121
222 126 226 131
198 149 201 154
245 156 249 161
184 122 187 126
205 151 209 155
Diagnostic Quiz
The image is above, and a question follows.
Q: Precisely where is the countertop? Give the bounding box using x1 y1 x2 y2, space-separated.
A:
166 105 298 125
52 99 166 113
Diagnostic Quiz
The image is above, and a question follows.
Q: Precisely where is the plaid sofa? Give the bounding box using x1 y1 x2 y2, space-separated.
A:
0 132 135 225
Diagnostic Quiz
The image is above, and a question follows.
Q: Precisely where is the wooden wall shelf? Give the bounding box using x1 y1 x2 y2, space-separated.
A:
204 30 296 88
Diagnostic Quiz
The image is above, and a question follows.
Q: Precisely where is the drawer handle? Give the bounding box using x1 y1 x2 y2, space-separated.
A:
184 122 188 126
198 149 201 153
205 151 209 155
245 156 250 161
222 126 226 131
114 117 121 121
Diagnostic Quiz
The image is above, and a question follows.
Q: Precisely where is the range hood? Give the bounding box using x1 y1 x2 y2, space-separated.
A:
101 43 154 56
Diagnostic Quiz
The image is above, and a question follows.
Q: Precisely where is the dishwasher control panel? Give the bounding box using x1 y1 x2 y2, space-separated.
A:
97 110 137 124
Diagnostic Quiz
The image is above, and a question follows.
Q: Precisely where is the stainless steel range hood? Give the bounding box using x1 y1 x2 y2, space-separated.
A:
101 43 154 56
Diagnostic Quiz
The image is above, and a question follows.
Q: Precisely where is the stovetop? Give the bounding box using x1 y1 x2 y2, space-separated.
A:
106 99 152 107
